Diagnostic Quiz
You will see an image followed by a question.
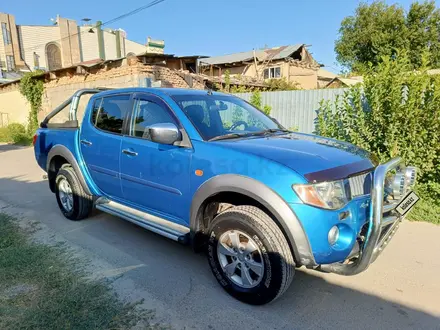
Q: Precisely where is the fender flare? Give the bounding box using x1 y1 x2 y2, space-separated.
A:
190 174 316 266
46 144 92 195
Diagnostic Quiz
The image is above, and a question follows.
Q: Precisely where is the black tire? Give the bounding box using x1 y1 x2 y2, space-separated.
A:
207 205 295 305
55 166 93 221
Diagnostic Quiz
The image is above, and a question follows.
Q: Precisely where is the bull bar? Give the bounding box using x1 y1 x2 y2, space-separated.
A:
320 157 407 275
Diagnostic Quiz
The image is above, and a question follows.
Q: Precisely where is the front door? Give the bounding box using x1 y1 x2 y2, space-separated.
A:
120 93 192 225
80 94 131 199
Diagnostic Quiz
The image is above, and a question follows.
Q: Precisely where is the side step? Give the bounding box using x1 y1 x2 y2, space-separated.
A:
95 198 190 244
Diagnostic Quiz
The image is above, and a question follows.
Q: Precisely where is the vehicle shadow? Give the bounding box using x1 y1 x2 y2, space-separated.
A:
0 143 30 153
0 176 439 330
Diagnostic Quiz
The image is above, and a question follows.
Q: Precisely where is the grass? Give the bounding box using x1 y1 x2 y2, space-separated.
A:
0 213 163 330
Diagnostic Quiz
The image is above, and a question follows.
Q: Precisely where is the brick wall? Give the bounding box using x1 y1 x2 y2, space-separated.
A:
1 59 207 124
40 61 206 121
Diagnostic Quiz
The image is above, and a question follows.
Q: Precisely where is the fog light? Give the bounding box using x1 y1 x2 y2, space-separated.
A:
392 173 407 199
328 226 339 246
405 166 417 187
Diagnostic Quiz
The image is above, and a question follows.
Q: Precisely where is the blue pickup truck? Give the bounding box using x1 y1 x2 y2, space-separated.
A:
34 88 418 305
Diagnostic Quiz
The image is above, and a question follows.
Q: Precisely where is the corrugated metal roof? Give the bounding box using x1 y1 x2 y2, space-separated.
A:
270 44 302 60
317 68 338 79
200 49 266 65
200 44 304 66
326 77 364 87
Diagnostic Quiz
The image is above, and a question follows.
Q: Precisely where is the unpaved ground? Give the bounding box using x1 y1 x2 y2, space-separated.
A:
1 144 439 329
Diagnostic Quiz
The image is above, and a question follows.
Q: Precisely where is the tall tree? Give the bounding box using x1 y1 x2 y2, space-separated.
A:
335 1 440 73
406 1 440 68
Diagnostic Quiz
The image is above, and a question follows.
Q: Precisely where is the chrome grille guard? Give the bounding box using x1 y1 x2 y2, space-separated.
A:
320 157 406 275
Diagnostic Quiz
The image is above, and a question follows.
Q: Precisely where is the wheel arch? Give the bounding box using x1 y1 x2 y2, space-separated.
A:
190 174 316 266
46 145 92 195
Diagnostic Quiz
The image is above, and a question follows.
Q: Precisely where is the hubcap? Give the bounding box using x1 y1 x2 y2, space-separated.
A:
217 230 265 289
58 178 73 212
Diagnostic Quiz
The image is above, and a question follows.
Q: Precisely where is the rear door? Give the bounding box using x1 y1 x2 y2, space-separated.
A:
119 93 192 225
80 94 131 199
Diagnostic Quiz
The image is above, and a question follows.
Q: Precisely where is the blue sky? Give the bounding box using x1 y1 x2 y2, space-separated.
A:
2 0 436 73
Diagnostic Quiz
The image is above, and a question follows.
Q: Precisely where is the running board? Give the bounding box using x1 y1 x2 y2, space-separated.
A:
95 198 190 244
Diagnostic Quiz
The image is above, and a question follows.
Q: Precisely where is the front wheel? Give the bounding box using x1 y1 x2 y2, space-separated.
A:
207 205 295 305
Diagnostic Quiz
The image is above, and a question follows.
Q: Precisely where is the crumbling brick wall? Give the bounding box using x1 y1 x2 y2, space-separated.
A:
0 57 207 124
40 61 206 121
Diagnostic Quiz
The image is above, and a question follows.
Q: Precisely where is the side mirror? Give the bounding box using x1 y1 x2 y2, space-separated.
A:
149 123 182 145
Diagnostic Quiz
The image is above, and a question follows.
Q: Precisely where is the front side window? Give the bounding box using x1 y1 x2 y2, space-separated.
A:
173 94 280 140
130 98 177 140
92 94 130 134
1 23 11 45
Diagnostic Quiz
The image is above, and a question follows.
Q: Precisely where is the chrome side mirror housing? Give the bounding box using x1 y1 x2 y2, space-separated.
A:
149 123 182 145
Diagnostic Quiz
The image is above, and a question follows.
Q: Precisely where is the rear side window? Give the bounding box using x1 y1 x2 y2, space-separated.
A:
91 95 131 135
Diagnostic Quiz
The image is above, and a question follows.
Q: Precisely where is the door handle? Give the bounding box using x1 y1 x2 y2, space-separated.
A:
81 139 92 146
122 149 138 156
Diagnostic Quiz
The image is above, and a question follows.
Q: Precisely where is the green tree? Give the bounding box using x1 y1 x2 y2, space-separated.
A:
335 1 440 72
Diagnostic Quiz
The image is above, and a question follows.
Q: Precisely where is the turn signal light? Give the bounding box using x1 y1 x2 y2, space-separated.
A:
32 134 38 146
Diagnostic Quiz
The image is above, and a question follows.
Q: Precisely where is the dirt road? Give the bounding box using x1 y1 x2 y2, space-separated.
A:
1 144 439 329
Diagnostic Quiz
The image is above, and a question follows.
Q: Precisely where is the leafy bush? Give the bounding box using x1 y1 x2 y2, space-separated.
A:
0 127 9 142
409 182 440 225
316 52 440 224
265 78 300 91
7 123 26 140
0 123 32 145
250 90 272 115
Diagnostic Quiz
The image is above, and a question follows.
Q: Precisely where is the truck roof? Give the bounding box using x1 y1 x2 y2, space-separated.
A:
93 87 229 99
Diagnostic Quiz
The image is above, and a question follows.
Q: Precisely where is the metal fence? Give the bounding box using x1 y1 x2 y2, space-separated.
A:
234 88 347 133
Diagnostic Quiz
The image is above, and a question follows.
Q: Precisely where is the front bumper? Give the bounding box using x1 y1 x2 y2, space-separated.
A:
320 157 408 275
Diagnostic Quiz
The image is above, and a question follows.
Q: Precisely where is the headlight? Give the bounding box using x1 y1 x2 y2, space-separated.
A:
392 172 407 199
404 166 417 187
293 179 350 210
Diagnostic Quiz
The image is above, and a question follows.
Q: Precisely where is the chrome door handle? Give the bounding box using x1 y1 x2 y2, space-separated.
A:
80 139 92 146
122 149 138 156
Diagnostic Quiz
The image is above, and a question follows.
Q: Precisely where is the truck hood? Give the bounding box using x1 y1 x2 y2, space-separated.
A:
214 133 375 181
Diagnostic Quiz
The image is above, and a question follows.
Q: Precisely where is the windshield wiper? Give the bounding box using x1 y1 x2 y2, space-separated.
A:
246 128 291 137
208 132 250 141
209 129 291 141
264 128 291 134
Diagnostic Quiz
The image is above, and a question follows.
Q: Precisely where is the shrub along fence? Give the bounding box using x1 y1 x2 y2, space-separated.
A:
315 54 440 225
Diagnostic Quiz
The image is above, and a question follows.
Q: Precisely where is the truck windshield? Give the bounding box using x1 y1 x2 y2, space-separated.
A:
172 94 282 141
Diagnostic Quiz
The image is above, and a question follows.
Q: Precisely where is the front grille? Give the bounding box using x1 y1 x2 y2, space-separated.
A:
349 172 372 197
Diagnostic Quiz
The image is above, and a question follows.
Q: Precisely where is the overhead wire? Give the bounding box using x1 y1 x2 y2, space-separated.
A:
17 0 166 55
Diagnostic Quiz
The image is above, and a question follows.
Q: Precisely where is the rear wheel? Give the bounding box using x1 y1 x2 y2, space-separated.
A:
55 166 93 221
207 205 295 305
